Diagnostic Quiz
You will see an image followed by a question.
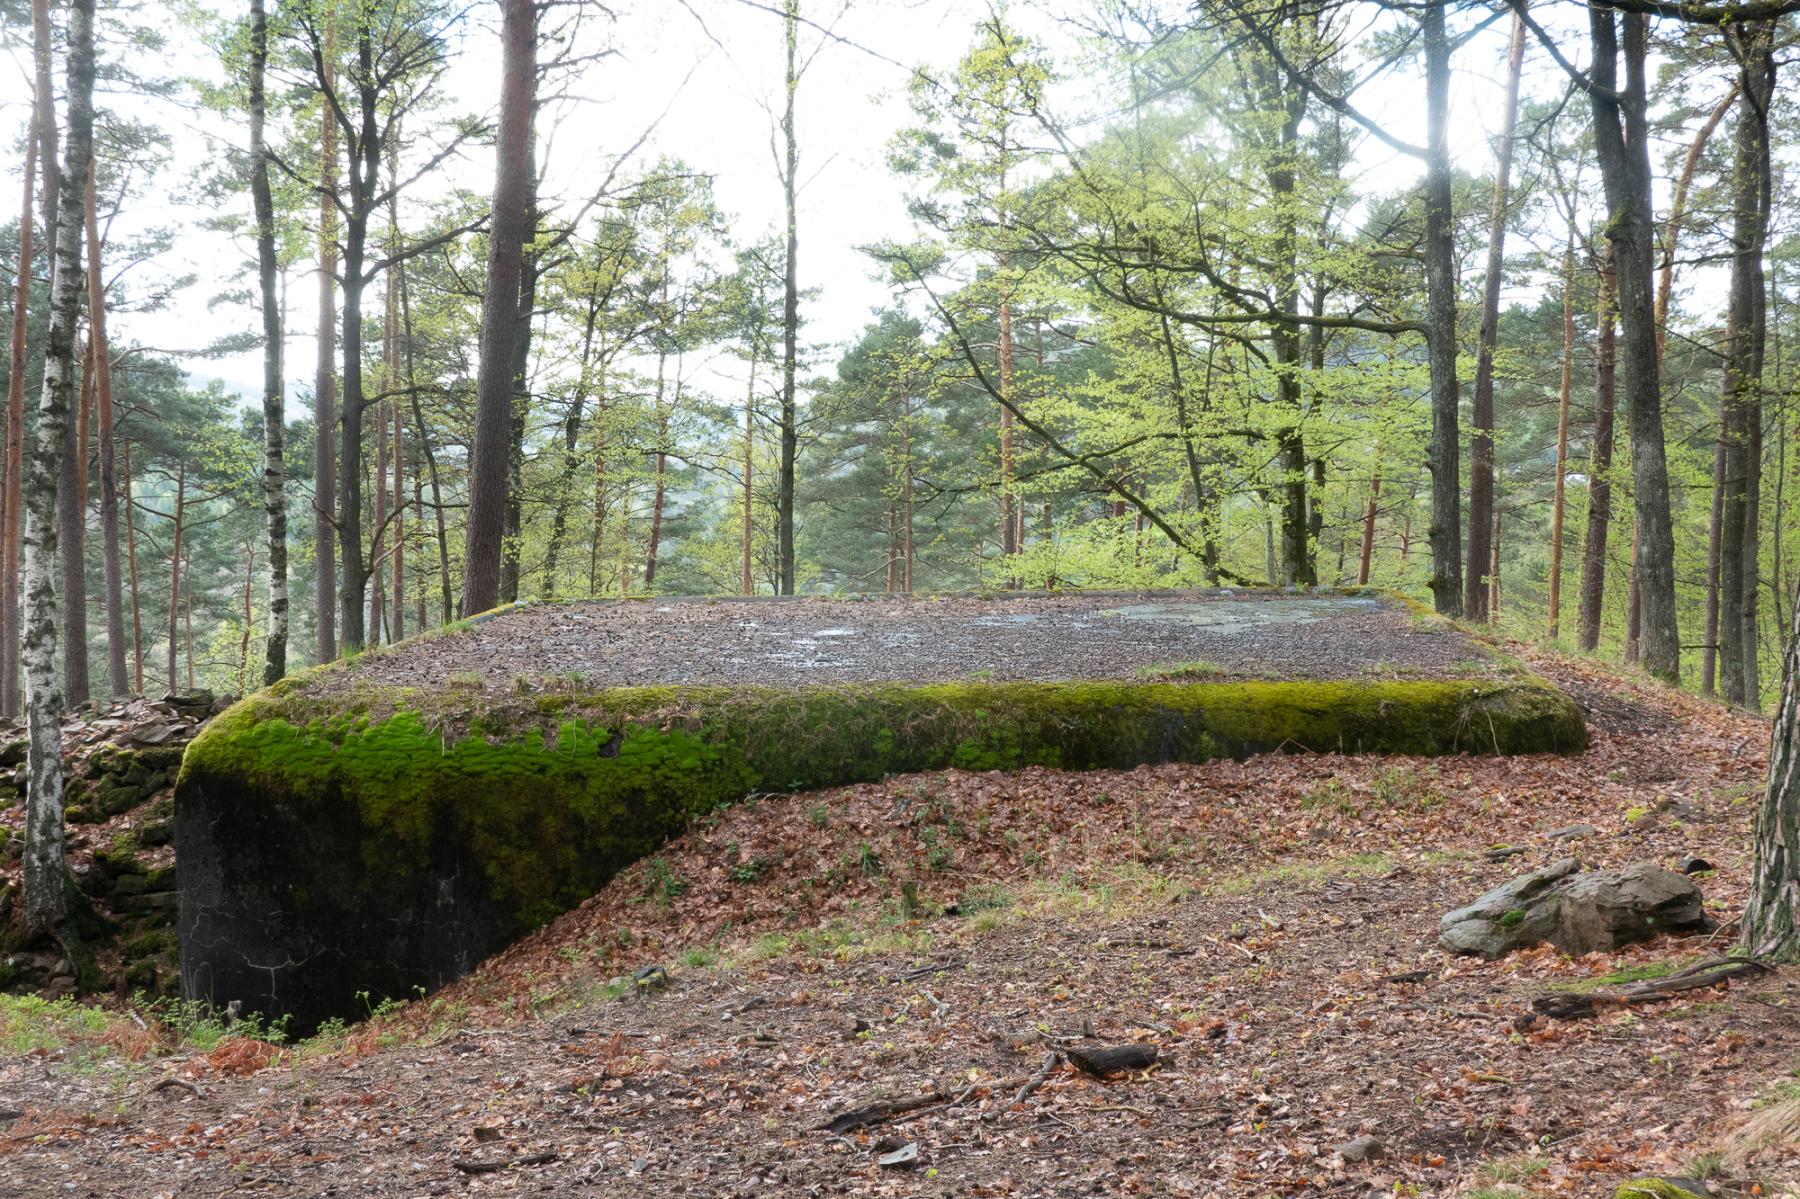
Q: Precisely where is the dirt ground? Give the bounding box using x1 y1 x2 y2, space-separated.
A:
2 648 1797 1198
343 591 1503 691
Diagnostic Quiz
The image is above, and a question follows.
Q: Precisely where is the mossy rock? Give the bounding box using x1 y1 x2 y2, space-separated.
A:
1615 1180 1712 1199
177 672 1583 1033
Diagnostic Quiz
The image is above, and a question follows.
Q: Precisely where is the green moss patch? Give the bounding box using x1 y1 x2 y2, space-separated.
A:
176 672 1582 1029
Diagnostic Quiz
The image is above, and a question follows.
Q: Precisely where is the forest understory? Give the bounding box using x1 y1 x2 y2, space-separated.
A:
0 647 1794 1197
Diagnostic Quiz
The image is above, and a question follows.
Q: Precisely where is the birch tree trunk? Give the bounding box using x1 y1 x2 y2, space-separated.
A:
461 0 535 616
83 157 126 695
21 0 95 938
250 0 286 686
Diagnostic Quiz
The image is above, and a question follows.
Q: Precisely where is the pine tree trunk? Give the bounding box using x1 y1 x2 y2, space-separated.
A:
1422 0 1462 617
1578 253 1618 653
1587 8 1679 682
336 20 376 653
461 0 535 616
1656 84 1737 361
742 347 757 595
391 366 404 641
777 0 800 596
57 330 89 709
1463 4 1526 621
1719 23 1775 709
314 38 338 664
1357 467 1380 586
1744 561 1800 959
21 0 95 938
84 161 127 696
397 251 451 625
500 137 539 606
166 459 184 691
1548 234 1575 643
250 0 286 686
122 438 142 693
1625 525 1642 665
2 101 35 718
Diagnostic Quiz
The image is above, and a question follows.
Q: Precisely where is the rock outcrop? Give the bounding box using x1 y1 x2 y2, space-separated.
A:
1440 859 1711 958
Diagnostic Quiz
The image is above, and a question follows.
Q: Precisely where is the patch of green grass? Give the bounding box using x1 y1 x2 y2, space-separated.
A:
1368 765 1445 810
1203 851 1400 897
1300 779 1359 814
0 994 111 1053
1479 1154 1548 1184
1550 959 1685 995
680 944 720 970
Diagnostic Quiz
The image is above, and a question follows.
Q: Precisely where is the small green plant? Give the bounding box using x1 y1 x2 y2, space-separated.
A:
447 671 484 690
809 803 829 828
1301 779 1358 814
1499 909 1526 929
729 859 768 884
679 945 719 970
858 841 883 877
644 856 687 905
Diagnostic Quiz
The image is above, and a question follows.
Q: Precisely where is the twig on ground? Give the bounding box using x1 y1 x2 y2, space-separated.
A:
143 1077 202 1101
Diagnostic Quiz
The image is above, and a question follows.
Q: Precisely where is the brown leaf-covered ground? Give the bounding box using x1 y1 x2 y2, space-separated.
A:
2 647 1797 1197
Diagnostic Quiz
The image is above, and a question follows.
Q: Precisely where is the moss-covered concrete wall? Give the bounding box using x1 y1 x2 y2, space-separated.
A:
176 675 1585 1032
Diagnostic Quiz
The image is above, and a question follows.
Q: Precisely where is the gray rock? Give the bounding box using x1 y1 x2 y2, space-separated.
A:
1337 1134 1383 1163
1441 859 1711 958
1547 823 1598 841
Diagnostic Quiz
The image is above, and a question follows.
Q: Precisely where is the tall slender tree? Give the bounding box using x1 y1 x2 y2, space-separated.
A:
21 0 96 938
1717 20 1776 709
83 157 126 696
2 103 36 718
250 0 288 685
314 28 338 665
462 0 536 616
776 0 801 595
1463 4 1527 620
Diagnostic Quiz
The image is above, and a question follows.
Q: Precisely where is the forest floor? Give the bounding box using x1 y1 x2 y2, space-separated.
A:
342 589 1504 691
2 648 1798 1197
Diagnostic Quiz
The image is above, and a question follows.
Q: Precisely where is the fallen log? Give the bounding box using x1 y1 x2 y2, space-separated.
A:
1064 1044 1158 1078
1523 957 1773 1024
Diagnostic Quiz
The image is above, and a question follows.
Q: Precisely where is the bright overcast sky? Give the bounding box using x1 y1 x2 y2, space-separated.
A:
0 0 1660 408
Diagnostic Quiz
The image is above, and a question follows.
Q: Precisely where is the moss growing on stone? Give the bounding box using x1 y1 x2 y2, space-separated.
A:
177 669 1584 1029
183 676 1581 926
